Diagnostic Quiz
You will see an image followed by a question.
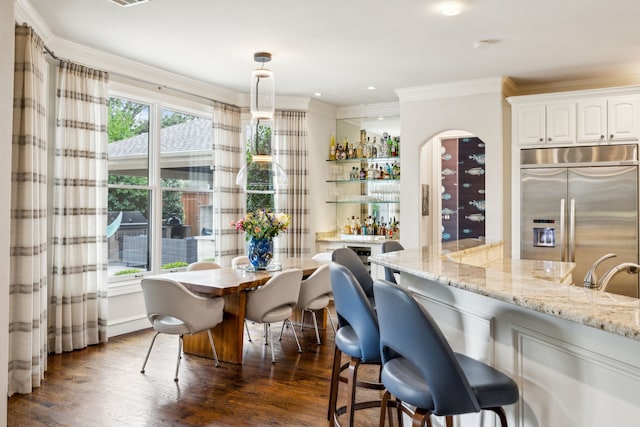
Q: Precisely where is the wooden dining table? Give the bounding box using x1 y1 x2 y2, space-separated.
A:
152 257 325 364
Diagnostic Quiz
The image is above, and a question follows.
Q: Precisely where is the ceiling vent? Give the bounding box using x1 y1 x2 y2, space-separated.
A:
107 0 149 7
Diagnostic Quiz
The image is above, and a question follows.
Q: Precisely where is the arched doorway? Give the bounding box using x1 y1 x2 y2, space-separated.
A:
420 130 486 249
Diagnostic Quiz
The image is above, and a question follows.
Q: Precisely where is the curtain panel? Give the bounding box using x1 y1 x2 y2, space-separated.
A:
212 101 244 266
273 111 310 258
50 61 109 353
9 24 48 395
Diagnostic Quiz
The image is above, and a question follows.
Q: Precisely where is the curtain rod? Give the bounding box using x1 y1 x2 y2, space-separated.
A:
40 37 235 108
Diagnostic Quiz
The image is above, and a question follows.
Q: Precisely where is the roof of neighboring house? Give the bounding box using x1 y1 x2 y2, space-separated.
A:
108 117 213 158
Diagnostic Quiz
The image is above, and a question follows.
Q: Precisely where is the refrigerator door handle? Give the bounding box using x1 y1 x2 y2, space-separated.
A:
569 198 576 262
560 198 566 262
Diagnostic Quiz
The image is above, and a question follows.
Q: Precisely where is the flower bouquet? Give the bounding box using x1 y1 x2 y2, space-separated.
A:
231 209 291 269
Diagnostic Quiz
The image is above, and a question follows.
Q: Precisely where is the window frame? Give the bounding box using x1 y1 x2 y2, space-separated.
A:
107 83 214 285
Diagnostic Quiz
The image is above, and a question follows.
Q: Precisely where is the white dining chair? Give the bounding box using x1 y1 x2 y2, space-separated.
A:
140 277 225 381
312 252 332 264
231 255 249 268
186 261 221 271
294 263 336 344
244 268 304 363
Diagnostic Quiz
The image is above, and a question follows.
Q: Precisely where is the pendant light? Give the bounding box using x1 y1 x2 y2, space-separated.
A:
236 52 288 191
250 52 275 120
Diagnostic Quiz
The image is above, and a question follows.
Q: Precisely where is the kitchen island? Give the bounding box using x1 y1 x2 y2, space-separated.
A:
370 245 640 427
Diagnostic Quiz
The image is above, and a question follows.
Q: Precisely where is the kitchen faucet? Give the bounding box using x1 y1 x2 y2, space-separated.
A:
598 262 640 293
583 253 617 288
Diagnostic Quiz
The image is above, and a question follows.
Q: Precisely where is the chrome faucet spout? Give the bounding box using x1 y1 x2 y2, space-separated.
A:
599 262 640 293
583 253 617 288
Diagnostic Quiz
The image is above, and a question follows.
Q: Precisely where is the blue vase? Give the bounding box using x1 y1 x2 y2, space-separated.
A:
247 237 273 269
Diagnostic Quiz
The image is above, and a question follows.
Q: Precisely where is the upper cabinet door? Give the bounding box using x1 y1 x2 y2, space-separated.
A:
608 96 640 142
577 98 607 143
546 102 576 144
518 105 546 146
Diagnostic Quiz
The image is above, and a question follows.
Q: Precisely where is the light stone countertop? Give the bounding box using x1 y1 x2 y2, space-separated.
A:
369 247 640 341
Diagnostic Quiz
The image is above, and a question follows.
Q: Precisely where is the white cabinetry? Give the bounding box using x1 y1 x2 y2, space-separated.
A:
509 86 640 260
577 95 640 143
517 102 575 146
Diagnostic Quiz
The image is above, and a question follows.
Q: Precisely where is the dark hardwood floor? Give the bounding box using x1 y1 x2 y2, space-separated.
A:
7 315 383 427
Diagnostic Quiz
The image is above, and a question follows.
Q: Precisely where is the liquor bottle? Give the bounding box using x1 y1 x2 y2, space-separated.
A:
372 137 378 158
356 139 363 159
387 135 393 158
359 167 366 180
344 138 350 159
365 137 372 159
343 217 351 234
329 133 336 160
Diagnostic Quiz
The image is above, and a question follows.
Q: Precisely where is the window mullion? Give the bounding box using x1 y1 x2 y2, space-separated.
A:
149 103 163 273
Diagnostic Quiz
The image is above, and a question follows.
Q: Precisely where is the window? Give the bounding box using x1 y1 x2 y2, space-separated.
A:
107 97 214 279
244 120 274 212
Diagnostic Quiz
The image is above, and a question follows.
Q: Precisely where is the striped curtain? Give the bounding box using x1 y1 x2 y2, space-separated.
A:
9 24 48 395
273 111 310 257
49 61 109 353
212 101 244 266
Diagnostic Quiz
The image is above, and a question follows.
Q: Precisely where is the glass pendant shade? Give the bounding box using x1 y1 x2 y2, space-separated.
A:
250 68 275 120
236 118 288 192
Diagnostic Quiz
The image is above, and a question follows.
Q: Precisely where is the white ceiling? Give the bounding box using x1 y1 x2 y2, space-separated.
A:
25 0 640 107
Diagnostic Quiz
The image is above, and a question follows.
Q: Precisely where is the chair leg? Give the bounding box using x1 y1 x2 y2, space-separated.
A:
245 320 252 342
380 390 391 427
487 407 508 427
264 323 269 345
300 309 305 331
327 345 342 424
396 399 404 427
174 335 183 382
206 329 220 367
140 331 160 374
267 322 276 364
292 319 303 352
346 356 362 427
325 306 337 333
311 310 321 344
413 408 432 427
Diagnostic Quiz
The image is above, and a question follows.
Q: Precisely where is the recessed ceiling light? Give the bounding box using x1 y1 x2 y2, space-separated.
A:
440 2 462 16
377 117 385 121
107 0 149 7
314 92 322 97
474 40 491 51
367 86 376 90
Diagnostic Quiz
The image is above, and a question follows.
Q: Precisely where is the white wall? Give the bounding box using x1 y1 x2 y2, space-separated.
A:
307 99 337 242
1 0 14 423
396 78 507 250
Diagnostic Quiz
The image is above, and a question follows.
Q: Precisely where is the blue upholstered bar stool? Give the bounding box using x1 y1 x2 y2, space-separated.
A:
331 247 375 306
327 262 396 427
373 280 520 427
380 241 404 284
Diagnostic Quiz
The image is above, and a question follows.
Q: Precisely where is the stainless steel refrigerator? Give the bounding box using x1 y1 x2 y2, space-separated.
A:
520 145 639 297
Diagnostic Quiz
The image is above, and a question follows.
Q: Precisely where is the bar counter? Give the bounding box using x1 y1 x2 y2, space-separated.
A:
370 245 640 340
369 243 640 426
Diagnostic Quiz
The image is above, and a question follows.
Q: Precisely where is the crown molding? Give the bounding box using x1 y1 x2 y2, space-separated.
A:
14 0 54 42
336 102 400 120
507 75 640 97
395 77 503 103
